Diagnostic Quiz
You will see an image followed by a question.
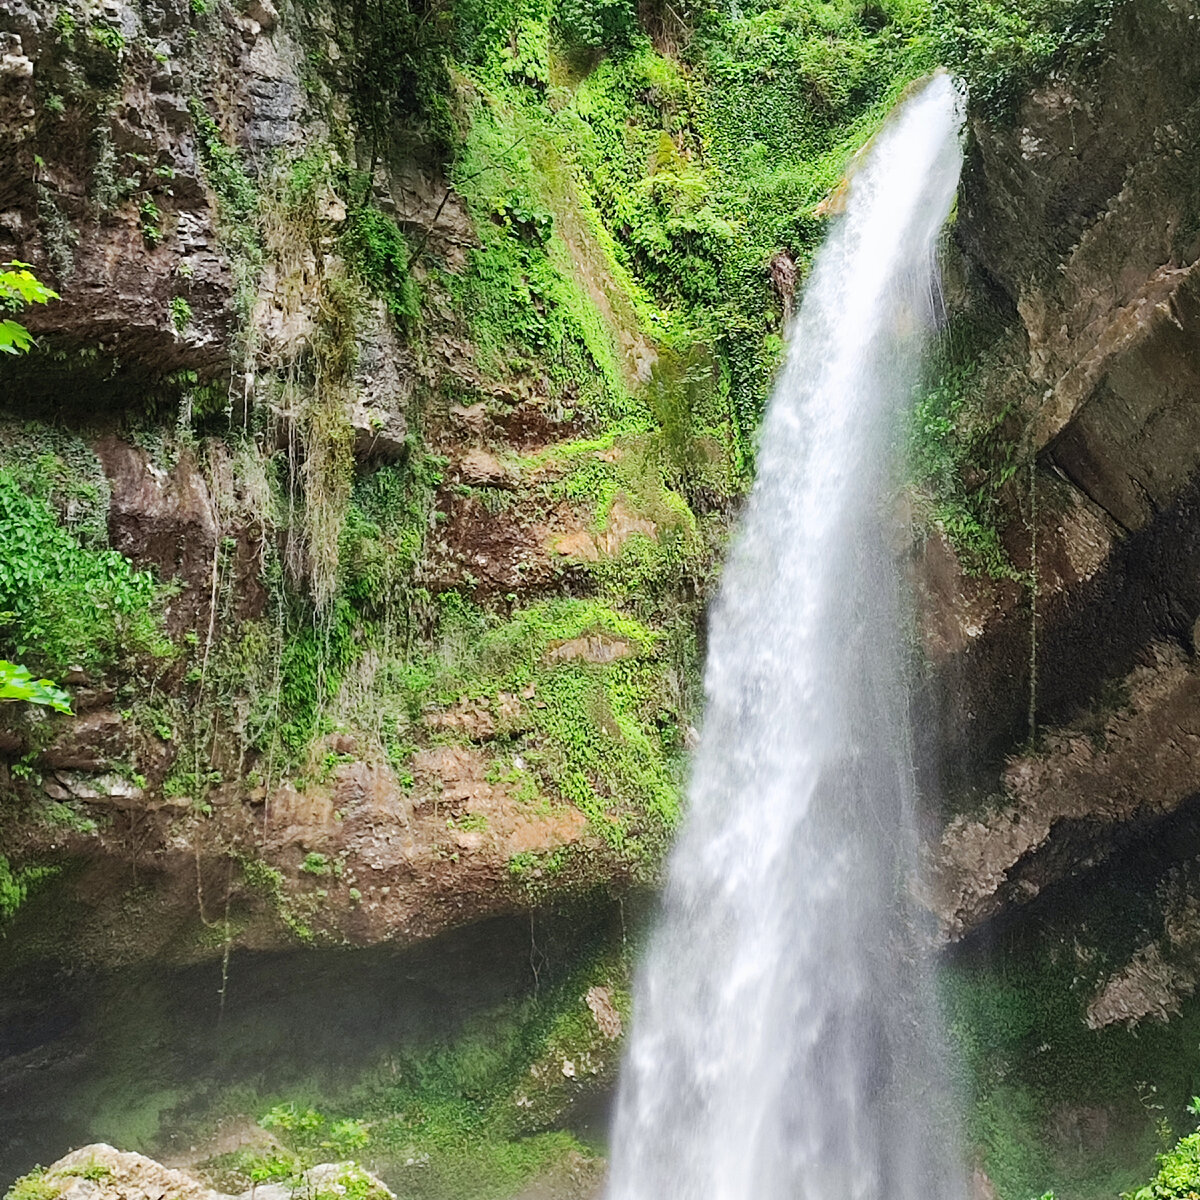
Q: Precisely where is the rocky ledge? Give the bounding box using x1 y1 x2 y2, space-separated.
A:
8 1145 393 1200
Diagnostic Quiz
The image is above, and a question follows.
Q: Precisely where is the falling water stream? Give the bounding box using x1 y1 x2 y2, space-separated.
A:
607 74 966 1200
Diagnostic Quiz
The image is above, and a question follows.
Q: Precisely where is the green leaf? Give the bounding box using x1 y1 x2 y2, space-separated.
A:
0 263 59 307
0 319 33 355
0 659 72 714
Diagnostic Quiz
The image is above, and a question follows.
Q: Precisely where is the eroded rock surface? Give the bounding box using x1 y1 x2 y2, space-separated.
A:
24 1145 233 1200
926 643 1200 941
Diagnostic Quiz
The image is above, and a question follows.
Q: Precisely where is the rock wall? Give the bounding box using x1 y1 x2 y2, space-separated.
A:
0 0 704 960
917 0 1200 950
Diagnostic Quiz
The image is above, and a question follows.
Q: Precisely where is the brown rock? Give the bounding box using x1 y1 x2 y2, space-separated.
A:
245 0 280 32
93 437 217 629
545 634 633 665
923 643 1200 941
40 710 127 771
460 448 511 488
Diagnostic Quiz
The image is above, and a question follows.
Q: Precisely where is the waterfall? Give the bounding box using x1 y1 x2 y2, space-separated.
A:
607 74 966 1200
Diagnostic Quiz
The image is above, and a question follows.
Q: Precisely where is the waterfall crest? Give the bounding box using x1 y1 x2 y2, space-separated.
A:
607 73 966 1200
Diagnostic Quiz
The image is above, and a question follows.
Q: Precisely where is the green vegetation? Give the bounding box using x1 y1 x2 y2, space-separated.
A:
0 854 59 923
930 0 1123 120
211 946 628 1200
401 596 682 860
0 660 71 713
59 1159 111 1183
0 468 169 675
4 1168 60 1200
908 303 1032 578
944 903 1200 1200
1131 1125 1200 1200
168 295 192 333
340 206 421 325
440 0 939 471
236 855 318 944
0 261 58 355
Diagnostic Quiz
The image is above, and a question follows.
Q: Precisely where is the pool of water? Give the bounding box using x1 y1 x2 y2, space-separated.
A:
0 905 618 1189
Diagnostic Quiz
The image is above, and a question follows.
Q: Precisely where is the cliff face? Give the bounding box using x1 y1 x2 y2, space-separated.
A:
0 0 711 959
0 2 950 1190
910 5 1200 1196
0 0 942 966
918 0 1200 944
7 0 1200 1195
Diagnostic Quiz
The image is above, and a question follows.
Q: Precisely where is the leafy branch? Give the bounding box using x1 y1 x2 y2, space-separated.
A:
0 260 59 355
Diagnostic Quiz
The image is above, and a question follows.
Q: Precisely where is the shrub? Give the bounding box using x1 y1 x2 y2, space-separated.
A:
340 207 421 326
0 468 169 674
932 0 1122 119
1129 1133 1200 1200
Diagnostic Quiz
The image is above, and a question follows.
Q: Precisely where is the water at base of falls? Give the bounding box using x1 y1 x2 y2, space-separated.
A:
606 73 966 1200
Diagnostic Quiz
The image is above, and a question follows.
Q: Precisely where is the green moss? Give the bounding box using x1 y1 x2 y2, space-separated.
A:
393 596 680 862
274 599 359 755
908 304 1030 580
3 1169 60 1200
341 207 421 326
254 941 627 1200
60 1159 111 1182
943 927 1200 1200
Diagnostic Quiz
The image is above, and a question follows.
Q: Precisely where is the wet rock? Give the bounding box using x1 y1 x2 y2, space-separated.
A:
769 250 797 324
924 643 1200 941
551 499 658 564
1085 867 1200 1028
49 771 146 804
383 165 476 272
585 985 622 1040
1085 941 1189 1029
423 698 497 740
916 0 1200 807
40 710 127 772
94 437 218 629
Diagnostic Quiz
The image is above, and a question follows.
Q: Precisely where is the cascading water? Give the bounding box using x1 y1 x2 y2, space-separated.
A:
607 74 966 1200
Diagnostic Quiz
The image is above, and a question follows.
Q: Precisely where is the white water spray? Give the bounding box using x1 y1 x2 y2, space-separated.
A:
607 74 966 1200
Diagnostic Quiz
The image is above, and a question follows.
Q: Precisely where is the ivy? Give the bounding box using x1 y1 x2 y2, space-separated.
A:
554 0 639 53
340 207 421 326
